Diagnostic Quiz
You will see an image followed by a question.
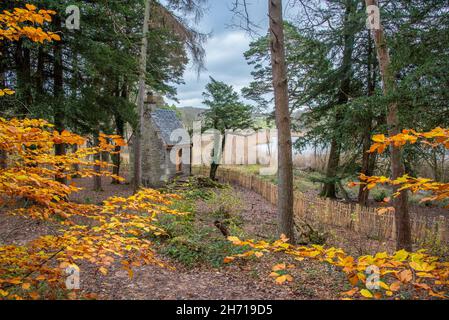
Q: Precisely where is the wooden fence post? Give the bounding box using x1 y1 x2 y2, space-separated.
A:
325 198 331 225
438 216 446 243
192 167 446 246
391 214 397 242
354 204 361 233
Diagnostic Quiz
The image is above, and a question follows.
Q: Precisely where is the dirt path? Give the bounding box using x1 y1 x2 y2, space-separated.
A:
77 184 346 300
80 185 306 300
1 179 347 300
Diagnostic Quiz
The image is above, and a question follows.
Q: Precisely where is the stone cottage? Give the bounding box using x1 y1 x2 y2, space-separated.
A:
140 98 191 188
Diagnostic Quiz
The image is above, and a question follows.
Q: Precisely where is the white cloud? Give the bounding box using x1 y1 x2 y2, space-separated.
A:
167 30 255 108
205 32 249 65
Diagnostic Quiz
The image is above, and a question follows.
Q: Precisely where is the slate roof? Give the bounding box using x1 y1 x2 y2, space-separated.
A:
150 109 186 146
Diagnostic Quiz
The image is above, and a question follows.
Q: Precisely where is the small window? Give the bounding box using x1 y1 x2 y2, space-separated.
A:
176 149 183 173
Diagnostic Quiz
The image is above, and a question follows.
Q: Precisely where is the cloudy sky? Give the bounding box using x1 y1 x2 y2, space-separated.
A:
166 0 270 108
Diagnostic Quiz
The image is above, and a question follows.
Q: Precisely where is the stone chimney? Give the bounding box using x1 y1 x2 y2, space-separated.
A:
144 92 157 113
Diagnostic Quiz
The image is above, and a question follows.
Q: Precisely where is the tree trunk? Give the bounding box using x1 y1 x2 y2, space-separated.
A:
112 112 125 184
209 134 226 181
365 0 412 251
0 41 5 90
358 30 377 206
322 1 356 199
209 163 219 181
0 150 7 169
93 133 102 191
72 144 81 178
133 0 151 193
358 129 377 205
53 15 67 185
36 47 45 95
269 0 295 243
14 40 32 115
321 137 340 198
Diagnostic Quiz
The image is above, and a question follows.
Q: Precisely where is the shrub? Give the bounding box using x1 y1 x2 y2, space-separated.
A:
372 188 390 202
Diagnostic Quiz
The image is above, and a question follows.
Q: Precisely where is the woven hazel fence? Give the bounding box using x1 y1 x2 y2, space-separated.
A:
193 167 449 245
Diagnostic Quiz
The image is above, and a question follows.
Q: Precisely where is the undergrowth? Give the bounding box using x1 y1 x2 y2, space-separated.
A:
154 177 248 268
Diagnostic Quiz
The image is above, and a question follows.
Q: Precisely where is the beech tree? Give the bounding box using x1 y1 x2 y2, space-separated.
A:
365 0 411 250
269 0 295 243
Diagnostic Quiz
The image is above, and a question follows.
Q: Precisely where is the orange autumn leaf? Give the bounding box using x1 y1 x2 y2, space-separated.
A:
272 263 286 272
398 270 413 283
28 291 40 300
390 281 402 292
0 117 186 300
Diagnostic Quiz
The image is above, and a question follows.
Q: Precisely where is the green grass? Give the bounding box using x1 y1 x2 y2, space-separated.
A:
153 179 248 268
154 213 246 268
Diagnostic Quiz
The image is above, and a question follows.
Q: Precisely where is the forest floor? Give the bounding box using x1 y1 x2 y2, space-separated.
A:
0 173 408 300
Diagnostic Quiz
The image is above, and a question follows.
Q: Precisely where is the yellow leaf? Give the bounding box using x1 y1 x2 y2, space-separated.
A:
372 134 386 143
375 252 388 259
416 272 434 278
227 236 241 245
50 33 61 41
360 289 373 298
357 272 366 281
1 88 15 95
379 281 390 290
275 275 288 284
393 249 409 262
99 267 108 275
367 183 377 190
0 290 9 297
409 261 435 272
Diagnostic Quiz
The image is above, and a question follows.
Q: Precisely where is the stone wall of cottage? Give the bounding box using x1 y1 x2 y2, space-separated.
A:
139 102 191 188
